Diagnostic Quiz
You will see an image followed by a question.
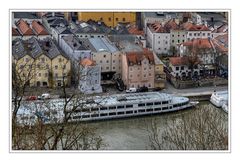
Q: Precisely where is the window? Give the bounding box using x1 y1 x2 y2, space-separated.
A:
158 41 160 44
146 103 153 106
109 106 116 110
113 66 115 70
122 18 126 21
207 33 210 36
100 113 108 117
154 102 161 105
103 55 106 58
147 109 153 112
178 40 180 43
116 18 119 21
198 33 200 36
189 33 192 36
58 58 62 62
117 105 124 109
130 67 133 71
155 108 161 111
138 103 145 107
176 67 179 71
172 40 174 43
95 80 98 84
203 33 205 36
165 41 168 44
45 73 48 77
108 17 111 21
130 75 132 78
109 112 116 116
20 65 24 69
194 33 196 36
126 105 133 108
55 65 58 69
181 66 184 70
149 73 151 76
25 58 29 62
126 111 133 114
101 107 108 110
139 109 145 113
106 60 109 63
172 35 174 37
41 58 45 63
113 60 115 63
148 84 151 88
178 35 180 37
39 73 41 77
117 111 124 115
106 67 109 70
162 101 168 104
131 85 134 88
63 65 66 69
144 74 146 77
144 68 146 70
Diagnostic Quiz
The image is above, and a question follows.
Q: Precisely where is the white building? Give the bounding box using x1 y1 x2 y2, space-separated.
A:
79 58 102 94
59 35 91 60
146 23 171 55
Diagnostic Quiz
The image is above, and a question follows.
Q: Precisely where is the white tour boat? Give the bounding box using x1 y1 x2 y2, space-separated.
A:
15 92 199 125
210 90 228 108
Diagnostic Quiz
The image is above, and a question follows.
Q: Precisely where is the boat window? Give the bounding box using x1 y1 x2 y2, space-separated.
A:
101 107 108 110
91 114 98 118
100 113 108 117
146 103 153 106
109 106 116 110
146 109 153 112
126 105 133 108
117 105 124 109
109 112 116 116
82 115 90 118
117 111 124 115
139 109 145 113
162 107 168 110
126 111 133 114
91 108 99 111
73 116 81 119
162 101 168 104
155 108 161 111
81 109 89 112
154 102 161 105
138 103 145 107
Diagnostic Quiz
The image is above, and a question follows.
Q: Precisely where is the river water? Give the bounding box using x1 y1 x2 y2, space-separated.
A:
87 102 228 150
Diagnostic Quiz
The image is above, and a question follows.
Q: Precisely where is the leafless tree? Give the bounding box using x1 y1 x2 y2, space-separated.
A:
147 105 228 150
12 60 105 150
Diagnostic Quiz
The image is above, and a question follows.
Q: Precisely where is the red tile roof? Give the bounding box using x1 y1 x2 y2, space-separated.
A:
182 22 210 31
16 19 34 36
164 19 179 32
126 49 154 65
80 58 96 66
12 27 20 36
148 23 166 33
183 38 212 49
127 24 144 35
213 34 228 53
32 20 48 35
169 56 189 66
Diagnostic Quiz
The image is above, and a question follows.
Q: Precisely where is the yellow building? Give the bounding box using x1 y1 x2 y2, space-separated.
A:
51 54 71 87
12 37 71 88
153 52 166 89
77 12 136 27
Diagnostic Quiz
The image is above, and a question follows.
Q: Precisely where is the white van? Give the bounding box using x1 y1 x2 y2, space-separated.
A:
41 93 51 99
126 88 137 93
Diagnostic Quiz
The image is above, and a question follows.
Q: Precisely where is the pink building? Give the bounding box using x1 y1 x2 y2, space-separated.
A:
122 49 155 89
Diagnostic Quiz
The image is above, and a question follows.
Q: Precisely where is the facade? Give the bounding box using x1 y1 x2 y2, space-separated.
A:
77 12 136 28
59 35 91 60
153 52 166 88
51 25 72 44
146 23 171 55
12 37 71 88
79 58 102 94
14 19 50 40
82 37 122 80
182 22 211 41
169 56 200 79
122 50 155 89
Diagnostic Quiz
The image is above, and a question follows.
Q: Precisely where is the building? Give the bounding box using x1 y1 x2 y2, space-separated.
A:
191 12 227 25
12 12 41 24
51 25 72 44
77 12 136 28
182 22 211 41
142 12 179 33
146 22 171 55
14 19 50 40
153 52 166 88
79 58 102 94
82 37 122 81
59 35 91 60
12 27 21 40
121 49 155 89
169 56 200 79
12 37 71 88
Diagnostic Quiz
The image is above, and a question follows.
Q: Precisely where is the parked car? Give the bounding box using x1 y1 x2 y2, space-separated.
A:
137 86 148 92
26 96 37 101
126 88 137 93
41 93 51 100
